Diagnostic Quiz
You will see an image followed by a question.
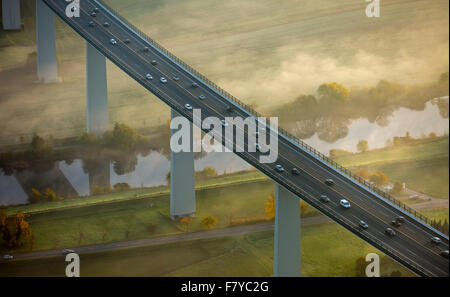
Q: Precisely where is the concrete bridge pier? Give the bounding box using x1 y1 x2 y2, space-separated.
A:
36 0 59 82
170 109 196 219
274 184 301 276
86 42 109 135
2 0 22 30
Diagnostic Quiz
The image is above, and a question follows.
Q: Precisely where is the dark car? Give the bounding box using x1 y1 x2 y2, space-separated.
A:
320 195 330 203
394 216 405 224
151 60 157 66
192 82 199 88
441 250 449 259
325 179 335 186
385 228 396 237
391 219 402 227
291 168 300 175
226 106 234 113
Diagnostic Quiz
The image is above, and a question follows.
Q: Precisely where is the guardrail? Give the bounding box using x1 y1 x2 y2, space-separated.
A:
95 0 442 234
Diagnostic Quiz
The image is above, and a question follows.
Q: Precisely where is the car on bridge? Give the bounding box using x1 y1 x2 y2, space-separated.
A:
325 179 335 186
391 220 402 227
145 74 153 80
221 120 229 127
90 12 96 17
88 21 95 27
441 250 449 259
184 104 193 110
320 195 330 203
275 165 285 173
160 77 168 84
395 216 405 224
110 38 117 45
151 60 157 66
339 199 351 209
124 38 131 44
143 46 149 52
385 228 396 237
199 95 206 100
431 237 442 244
173 76 180 81
192 82 199 88
359 220 369 229
103 22 110 27
255 144 262 152
291 168 300 175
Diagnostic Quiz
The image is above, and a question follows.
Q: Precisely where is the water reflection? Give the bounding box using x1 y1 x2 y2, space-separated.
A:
0 98 448 206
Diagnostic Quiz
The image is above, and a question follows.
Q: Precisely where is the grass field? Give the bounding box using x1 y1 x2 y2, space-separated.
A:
0 223 413 277
421 208 449 223
335 137 449 199
5 170 267 215
0 0 448 145
0 179 281 253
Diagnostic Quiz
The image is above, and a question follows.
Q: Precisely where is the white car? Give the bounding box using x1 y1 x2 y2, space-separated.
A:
62 249 75 255
185 104 193 110
145 73 153 80
255 144 261 151
275 164 284 172
160 77 168 84
431 237 441 244
339 199 351 209
110 38 117 45
199 95 206 100
2 254 13 260
221 120 228 127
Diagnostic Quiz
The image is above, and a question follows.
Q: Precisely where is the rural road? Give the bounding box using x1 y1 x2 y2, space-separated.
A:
402 187 449 211
1 215 330 261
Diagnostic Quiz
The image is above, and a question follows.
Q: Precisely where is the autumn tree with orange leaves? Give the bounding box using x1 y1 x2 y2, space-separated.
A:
0 210 34 249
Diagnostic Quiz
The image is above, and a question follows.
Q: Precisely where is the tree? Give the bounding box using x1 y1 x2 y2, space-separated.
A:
113 182 131 192
201 216 217 229
180 217 192 232
357 140 369 153
44 187 61 202
354 256 366 277
196 167 218 180
317 82 350 102
300 201 309 216
355 168 370 180
265 195 275 220
369 172 389 187
392 182 403 195
0 211 34 249
104 123 139 150
29 188 43 204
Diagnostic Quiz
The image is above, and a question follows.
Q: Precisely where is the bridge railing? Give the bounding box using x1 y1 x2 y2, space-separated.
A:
96 0 442 234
